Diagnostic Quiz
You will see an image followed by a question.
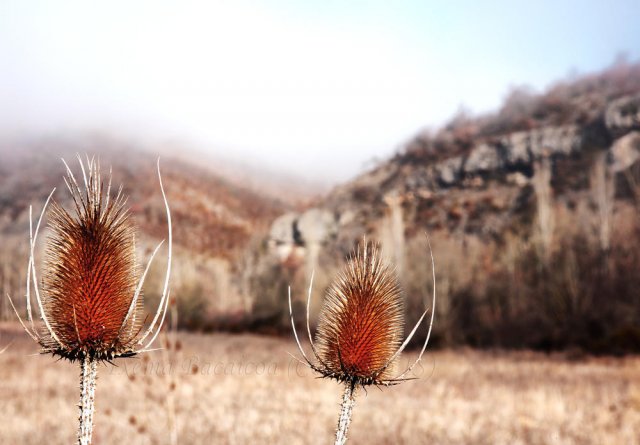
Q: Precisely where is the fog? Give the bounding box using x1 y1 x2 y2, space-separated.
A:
1 0 638 182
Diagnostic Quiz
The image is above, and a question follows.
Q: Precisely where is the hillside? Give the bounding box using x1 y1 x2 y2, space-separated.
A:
261 61 640 352
2 62 639 352
321 61 640 238
0 135 294 327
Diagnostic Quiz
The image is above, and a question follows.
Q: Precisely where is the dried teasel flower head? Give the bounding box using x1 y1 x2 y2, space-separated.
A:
8 155 172 363
42 160 137 361
289 238 436 387
289 238 435 445
315 242 403 384
6 155 172 445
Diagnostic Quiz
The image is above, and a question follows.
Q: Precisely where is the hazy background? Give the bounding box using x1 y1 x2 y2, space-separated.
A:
2 2 640 444
1 0 639 182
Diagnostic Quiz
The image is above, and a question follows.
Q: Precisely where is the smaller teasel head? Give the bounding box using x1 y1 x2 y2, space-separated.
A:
8 155 172 363
289 238 436 387
315 243 403 384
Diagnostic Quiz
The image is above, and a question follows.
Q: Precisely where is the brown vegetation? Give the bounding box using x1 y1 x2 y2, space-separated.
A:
1 325 638 444
267 60 640 355
2 61 640 355
400 59 640 165
0 138 288 332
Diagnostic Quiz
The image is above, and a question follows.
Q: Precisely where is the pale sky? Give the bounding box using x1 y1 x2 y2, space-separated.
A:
1 1 639 182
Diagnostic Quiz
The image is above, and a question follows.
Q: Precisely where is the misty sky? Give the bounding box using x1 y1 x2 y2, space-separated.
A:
1 1 639 183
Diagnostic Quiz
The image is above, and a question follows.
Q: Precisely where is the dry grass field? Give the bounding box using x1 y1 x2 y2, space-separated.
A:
1 322 639 445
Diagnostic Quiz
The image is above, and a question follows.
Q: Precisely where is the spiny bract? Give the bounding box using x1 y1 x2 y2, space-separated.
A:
315 242 404 385
41 160 141 362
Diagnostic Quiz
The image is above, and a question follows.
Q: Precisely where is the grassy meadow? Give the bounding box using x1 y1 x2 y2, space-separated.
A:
1 322 638 445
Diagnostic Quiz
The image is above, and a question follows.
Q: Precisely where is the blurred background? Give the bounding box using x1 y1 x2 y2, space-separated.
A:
1 1 640 444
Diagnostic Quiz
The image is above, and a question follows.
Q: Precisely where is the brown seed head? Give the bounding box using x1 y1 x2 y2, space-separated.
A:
41 160 140 361
315 241 403 385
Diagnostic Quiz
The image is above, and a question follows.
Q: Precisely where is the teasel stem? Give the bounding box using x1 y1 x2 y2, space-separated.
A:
335 382 357 445
78 357 98 445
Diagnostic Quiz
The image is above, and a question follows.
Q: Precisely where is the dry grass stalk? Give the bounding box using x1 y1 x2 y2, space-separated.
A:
7 155 172 445
159 298 180 445
0 336 9 354
289 238 436 444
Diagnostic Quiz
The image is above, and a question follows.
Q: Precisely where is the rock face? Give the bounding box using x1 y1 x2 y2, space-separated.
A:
258 69 640 337
605 95 640 137
466 125 582 175
269 213 299 246
268 212 300 261
524 125 583 158
436 157 463 185
464 144 502 174
502 131 531 167
296 208 338 246
609 131 640 172
267 208 337 263
433 125 586 189
266 92 640 249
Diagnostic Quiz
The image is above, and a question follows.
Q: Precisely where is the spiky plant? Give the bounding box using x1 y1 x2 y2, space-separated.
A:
8 156 172 445
289 240 435 445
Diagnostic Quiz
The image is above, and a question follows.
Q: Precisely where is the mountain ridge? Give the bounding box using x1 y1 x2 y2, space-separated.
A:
260 60 640 351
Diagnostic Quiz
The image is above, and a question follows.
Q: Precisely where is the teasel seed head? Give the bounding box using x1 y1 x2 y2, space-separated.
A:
5 155 171 445
289 236 436 388
289 238 435 445
315 242 403 384
7 155 173 363
41 160 139 361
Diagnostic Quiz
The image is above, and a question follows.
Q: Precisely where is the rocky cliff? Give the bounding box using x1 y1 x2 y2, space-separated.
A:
268 64 640 259
260 62 640 351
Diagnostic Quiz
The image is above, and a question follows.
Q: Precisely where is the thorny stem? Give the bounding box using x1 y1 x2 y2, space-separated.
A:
78 357 97 445
335 382 357 445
